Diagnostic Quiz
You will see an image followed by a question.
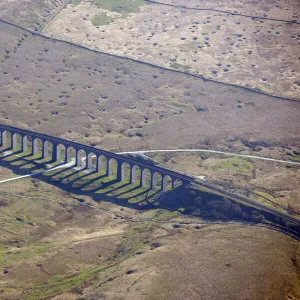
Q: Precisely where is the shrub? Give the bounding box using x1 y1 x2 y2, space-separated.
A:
189 189 196 197
207 200 222 209
0 200 7 207
172 224 181 228
193 196 202 207
231 204 242 216
241 212 249 219
251 214 264 222
222 199 232 212
194 105 208 112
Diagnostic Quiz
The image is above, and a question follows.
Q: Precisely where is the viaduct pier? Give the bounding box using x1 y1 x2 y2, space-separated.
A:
1 124 300 230
0 124 193 191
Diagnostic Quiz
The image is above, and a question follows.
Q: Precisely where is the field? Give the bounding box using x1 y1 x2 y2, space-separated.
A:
1 18 300 209
0 166 299 300
158 0 300 20
148 151 300 213
1 22 300 150
42 0 300 99
0 0 67 31
0 0 300 299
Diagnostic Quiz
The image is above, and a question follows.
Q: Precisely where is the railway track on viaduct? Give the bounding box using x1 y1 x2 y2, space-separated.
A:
1 124 300 228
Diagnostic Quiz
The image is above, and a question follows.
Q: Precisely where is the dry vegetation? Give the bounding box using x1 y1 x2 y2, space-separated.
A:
158 0 300 21
0 17 300 218
43 0 300 99
0 0 68 31
0 166 299 300
0 0 300 299
148 150 300 213
1 22 300 153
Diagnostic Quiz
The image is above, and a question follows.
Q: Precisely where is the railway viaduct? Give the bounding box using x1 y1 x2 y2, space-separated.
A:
1 124 300 231
0 124 193 191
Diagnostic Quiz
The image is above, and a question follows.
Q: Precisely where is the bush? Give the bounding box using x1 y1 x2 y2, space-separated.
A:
251 214 264 222
207 200 221 209
189 189 196 197
241 212 249 219
231 204 242 215
194 104 208 112
192 209 201 216
222 199 232 212
172 224 181 228
193 196 202 207
0 200 7 207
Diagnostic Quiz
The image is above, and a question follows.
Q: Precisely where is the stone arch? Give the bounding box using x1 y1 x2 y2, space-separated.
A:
12 133 22 150
54 144 66 162
120 162 130 181
0 130 6 147
76 149 87 168
66 146 76 163
130 165 141 184
22 135 29 152
107 158 117 177
97 155 107 173
32 138 43 156
141 168 151 187
162 175 173 191
87 152 97 170
26 136 33 153
173 179 183 188
1 130 10 148
42 140 50 159
151 172 162 190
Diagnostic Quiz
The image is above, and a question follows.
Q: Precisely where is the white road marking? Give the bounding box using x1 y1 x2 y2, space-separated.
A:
116 149 300 166
1 147 298 184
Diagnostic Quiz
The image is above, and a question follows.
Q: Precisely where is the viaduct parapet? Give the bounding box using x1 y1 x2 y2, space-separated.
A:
0 124 193 191
2 124 300 231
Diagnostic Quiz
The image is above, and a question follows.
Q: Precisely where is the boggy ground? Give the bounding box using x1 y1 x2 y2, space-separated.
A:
0 165 299 300
42 0 300 99
158 0 300 21
0 1 300 298
148 149 300 214
1 19 300 213
0 0 67 31
1 22 300 153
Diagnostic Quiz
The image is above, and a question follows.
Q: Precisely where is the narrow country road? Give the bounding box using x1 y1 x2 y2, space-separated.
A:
1 147 298 185
117 149 300 166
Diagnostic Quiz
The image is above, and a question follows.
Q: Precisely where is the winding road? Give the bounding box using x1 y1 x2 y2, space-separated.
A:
117 149 300 166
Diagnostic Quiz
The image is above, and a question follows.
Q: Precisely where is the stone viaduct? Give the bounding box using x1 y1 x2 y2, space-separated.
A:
2 124 300 230
0 124 194 191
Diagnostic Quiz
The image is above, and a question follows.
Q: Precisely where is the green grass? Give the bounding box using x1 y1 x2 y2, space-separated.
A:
93 0 145 13
253 190 279 208
170 98 193 109
190 182 292 221
22 222 152 300
91 14 112 26
72 0 81 4
290 154 300 162
0 242 54 267
153 209 180 221
23 265 107 300
91 0 145 27
170 62 192 72
209 157 253 175
190 183 262 211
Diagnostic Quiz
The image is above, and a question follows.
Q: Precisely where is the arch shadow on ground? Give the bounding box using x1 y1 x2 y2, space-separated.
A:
2 147 299 241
